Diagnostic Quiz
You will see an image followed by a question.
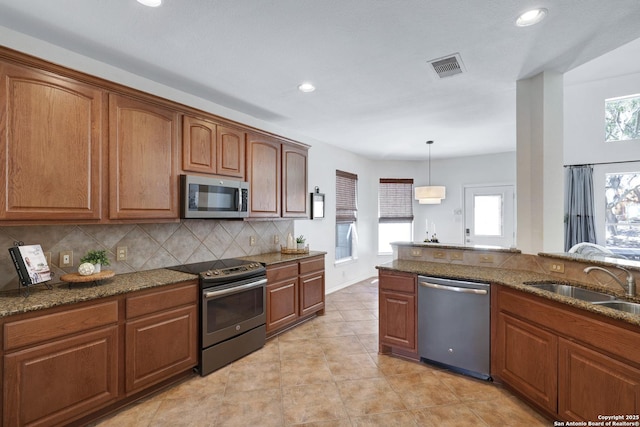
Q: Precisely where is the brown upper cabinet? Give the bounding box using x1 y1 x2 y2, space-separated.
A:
109 94 179 220
0 49 309 224
282 144 308 218
246 133 309 218
0 63 104 221
246 134 282 217
182 115 245 179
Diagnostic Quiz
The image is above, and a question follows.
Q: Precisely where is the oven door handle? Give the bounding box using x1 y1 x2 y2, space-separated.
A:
204 278 267 299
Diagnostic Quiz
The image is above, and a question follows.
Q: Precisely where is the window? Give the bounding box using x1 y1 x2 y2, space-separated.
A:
605 172 640 258
474 194 503 236
336 170 358 261
378 178 414 254
605 94 640 142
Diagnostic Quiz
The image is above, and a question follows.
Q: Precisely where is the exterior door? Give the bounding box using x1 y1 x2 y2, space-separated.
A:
464 185 515 247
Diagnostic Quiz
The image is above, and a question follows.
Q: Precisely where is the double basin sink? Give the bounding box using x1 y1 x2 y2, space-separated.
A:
527 282 640 315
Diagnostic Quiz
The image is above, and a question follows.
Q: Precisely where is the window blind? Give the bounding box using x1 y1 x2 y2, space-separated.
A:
336 170 358 223
379 178 414 223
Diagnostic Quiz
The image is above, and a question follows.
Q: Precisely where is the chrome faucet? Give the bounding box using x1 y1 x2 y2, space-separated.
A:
584 266 636 297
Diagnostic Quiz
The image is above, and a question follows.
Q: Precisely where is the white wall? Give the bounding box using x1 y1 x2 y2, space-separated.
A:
564 72 640 166
565 68 640 246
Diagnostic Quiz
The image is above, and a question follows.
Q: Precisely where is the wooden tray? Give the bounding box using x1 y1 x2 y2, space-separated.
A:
280 246 309 254
60 270 115 283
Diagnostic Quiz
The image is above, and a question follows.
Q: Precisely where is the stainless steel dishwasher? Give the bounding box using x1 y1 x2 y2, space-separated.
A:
418 276 491 380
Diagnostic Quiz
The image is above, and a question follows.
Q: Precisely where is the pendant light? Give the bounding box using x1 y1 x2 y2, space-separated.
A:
414 140 446 204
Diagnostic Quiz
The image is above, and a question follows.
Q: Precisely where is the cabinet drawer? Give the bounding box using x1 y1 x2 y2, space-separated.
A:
126 282 198 319
379 270 416 294
4 301 119 351
299 256 324 275
267 262 298 283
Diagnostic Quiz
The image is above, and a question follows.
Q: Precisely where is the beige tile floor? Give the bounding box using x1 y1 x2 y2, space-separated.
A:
95 278 550 426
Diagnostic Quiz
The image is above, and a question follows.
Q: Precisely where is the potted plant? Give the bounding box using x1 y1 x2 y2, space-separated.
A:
80 249 110 273
296 235 306 249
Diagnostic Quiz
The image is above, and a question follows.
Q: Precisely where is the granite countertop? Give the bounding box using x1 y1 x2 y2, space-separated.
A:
0 251 328 319
392 241 521 253
0 269 197 318
240 250 327 265
378 260 640 327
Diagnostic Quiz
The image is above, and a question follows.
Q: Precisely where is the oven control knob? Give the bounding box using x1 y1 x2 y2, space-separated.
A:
204 271 211 277
212 270 220 275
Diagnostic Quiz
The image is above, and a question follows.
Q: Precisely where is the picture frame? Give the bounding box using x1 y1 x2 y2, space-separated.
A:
310 192 325 219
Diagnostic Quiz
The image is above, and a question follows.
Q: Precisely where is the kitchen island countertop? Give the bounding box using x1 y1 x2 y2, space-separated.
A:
378 259 640 327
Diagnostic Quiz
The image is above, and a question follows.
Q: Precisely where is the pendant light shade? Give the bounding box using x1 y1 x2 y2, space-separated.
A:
415 140 446 204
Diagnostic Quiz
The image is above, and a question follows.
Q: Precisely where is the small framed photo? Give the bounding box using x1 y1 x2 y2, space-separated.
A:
310 192 325 219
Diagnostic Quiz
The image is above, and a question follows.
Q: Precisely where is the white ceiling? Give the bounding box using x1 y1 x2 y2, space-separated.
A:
1 0 640 160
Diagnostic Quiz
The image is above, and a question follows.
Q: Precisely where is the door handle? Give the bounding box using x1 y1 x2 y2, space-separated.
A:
419 281 487 295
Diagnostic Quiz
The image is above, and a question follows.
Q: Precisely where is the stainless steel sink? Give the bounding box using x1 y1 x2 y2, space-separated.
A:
527 283 617 302
592 300 640 314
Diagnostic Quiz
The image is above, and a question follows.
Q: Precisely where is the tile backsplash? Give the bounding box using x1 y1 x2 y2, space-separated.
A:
0 219 293 292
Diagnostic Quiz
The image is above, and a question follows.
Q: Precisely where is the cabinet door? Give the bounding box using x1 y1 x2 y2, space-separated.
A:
494 312 558 413
125 305 198 394
109 94 179 219
182 115 216 174
379 290 416 351
379 270 417 352
246 135 281 217
3 326 118 427
266 278 298 332
299 270 325 316
282 144 308 218
559 338 640 421
217 125 245 178
0 63 103 221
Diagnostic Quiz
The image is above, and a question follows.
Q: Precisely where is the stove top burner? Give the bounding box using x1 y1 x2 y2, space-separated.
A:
166 258 265 285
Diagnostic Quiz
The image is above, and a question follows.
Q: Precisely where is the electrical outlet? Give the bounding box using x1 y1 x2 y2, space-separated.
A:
117 246 127 261
433 251 446 259
450 252 463 261
479 254 494 263
59 250 73 267
550 262 565 273
250 236 256 246
410 249 422 257
274 235 280 244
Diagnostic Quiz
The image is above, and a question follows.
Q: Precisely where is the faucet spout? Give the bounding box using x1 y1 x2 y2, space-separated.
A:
584 266 636 297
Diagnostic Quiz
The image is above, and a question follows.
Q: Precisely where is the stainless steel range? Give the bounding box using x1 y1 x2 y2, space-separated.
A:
167 258 266 376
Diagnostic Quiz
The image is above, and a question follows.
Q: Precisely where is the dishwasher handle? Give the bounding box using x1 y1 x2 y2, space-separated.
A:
419 281 488 295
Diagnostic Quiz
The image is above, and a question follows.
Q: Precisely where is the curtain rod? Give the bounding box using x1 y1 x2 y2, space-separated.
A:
564 159 640 167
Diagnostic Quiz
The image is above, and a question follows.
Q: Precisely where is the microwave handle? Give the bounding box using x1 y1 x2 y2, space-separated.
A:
237 189 242 212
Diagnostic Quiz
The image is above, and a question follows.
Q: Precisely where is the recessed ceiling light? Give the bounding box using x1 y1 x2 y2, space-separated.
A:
297 82 316 93
516 8 547 27
137 0 162 7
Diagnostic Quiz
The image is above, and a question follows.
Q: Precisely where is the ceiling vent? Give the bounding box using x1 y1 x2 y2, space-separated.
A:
428 53 466 78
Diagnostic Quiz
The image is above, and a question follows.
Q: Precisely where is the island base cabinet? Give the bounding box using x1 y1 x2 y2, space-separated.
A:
3 326 119 427
559 338 640 421
494 312 558 414
378 270 417 357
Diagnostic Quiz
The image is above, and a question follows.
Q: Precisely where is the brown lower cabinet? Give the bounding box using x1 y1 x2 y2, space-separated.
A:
266 255 325 335
378 270 417 358
493 284 640 421
2 280 198 427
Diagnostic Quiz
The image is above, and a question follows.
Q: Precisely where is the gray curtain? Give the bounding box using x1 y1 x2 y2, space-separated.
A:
564 165 596 251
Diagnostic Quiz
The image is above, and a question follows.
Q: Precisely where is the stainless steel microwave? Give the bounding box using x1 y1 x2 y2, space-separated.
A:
180 175 249 219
